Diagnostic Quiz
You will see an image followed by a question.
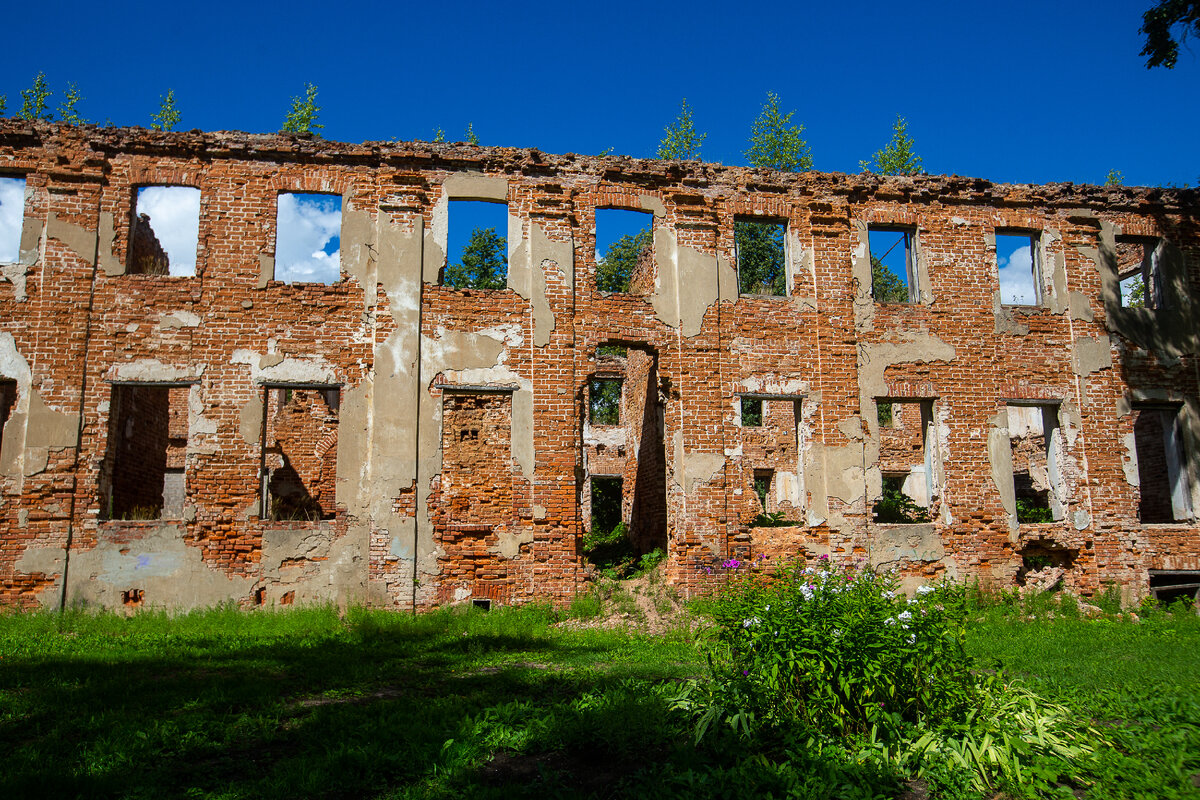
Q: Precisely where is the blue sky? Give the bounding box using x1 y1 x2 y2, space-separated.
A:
2 2 1196 185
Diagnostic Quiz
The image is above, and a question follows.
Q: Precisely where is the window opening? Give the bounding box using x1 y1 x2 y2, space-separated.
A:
472 598 493 611
590 476 624 536
131 186 200 276
752 469 773 512
1117 237 1163 309
1133 405 1191 523
275 192 342 284
741 397 763 427
1007 404 1063 523
996 232 1040 306
0 176 26 264
260 386 339 521
597 344 628 358
873 399 936 523
101 385 190 520
595 208 652 293
868 226 916 303
877 400 895 428
589 378 622 425
1149 570 1200 606
735 219 786 296
445 200 508 289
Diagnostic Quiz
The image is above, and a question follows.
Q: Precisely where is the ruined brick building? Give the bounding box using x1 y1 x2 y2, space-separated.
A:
0 120 1197 611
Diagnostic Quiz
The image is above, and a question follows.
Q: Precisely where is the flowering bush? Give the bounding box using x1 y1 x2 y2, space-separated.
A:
690 557 976 739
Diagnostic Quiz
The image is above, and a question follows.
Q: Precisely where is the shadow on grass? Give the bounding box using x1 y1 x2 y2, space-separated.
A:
0 609 903 799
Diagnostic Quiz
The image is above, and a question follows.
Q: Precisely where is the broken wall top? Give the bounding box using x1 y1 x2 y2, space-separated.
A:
0 120 1195 221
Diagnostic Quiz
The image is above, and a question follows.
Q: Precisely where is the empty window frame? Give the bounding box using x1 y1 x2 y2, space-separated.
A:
275 193 342 284
259 386 340 521
996 231 1042 306
1132 405 1191 523
1116 237 1164 309
752 469 773 512
1007 404 1064 522
590 476 623 535
0 176 26 264
735 218 787 296
739 396 804 522
101 384 190 520
444 200 508 289
595 208 653 293
873 399 936 523
868 226 917 303
589 378 622 426
741 396 763 427
130 186 200 276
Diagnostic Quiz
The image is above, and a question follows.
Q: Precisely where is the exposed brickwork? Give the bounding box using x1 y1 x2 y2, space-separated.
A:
0 120 1196 611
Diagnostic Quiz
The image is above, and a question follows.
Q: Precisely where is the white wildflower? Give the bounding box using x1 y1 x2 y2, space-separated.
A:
884 617 896 626
917 584 936 595
882 590 895 600
897 610 912 622
743 616 761 628
907 634 916 644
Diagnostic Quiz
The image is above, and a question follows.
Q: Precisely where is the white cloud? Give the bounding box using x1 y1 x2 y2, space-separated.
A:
136 186 200 277
0 177 26 264
997 238 1036 305
276 193 341 284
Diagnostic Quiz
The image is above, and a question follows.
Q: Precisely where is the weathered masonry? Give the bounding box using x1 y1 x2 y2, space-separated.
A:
0 120 1198 611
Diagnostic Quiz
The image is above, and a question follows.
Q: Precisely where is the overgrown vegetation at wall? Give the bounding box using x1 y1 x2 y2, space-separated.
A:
1 581 1198 799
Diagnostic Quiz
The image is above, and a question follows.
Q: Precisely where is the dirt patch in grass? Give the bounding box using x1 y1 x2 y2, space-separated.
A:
556 568 707 636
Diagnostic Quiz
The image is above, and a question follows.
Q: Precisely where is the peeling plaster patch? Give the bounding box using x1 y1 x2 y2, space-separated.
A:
993 294 1031 336
47 213 96 266
187 386 217 437
110 360 204 383
340 208 376 305
1073 337 1112 380
1072 510 1090 530
231 350 338 385
257 255 273 289
639 195 666 218
510 220 573 346
159 311 201 329
0 263 26 300
869 524 944 566
648 230 722 338
532 504 547 520
986 410 1017 535
837 416 863 441
1045 230 1067 314
389 534 412 560
1122 432 1140 486
1068 291 1094 322
857 332 956 400
238 396 263 445
261 524 366 607
28 525 252 611
493 528 535 559
19 210 43 268
97 212 122 276
671 430 724 495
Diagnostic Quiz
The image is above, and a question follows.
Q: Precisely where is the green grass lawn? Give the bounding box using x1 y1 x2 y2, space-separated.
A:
1 600 1198 799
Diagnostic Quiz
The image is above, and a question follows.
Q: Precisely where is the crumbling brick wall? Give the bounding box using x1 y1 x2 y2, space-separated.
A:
0 120 1196 612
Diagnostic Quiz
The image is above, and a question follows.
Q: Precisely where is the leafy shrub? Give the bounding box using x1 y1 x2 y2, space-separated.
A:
873 479 931 523
583 522 638 578
1015 497 1054 523
681 559 975 739
749 511 798 528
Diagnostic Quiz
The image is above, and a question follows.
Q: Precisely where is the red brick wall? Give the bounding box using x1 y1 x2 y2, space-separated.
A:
0 120 1196 610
